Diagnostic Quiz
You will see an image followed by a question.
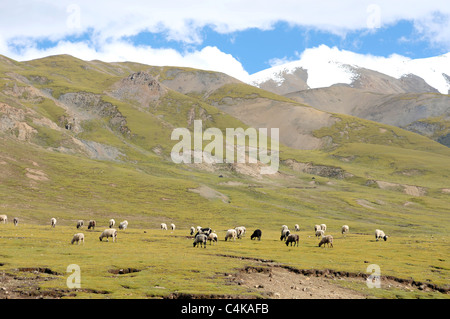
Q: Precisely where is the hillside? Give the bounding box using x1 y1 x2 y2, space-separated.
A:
0 54 449 299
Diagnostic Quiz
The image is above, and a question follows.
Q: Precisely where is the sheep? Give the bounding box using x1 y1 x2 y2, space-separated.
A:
13 217 19 226
225 229 237 241
196 226 202 232
285 234 299 246
320 224 327 232
71 233 85 245
119 220 128 230
280 228 290 241
294 224 300 231
161 223 167 230
207 232 218 245
76 220 84 229
99 228 117 242
341 225 349 236
281 225 288 231
51 217 57 228
319 235 333 248
314 225 321 232
190 226 195 235
250 229 262 241
315 229 325 238
375 229 388 241
109 219 115 228
170 223 176 231
88 220 96 230
235 226 246 239
0 214 7 224
193 233 207 248
199 227 212 236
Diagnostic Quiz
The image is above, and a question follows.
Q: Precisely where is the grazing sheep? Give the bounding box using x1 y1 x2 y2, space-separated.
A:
13 217 19 226
99 228 117 242
207 232 218 245
161 223 167 230
51 218 57 228
375 229 388 241
250 229 262 241
225 229 237 241
285 234 299 247
319 235 333 248
281 225 288 231
314 225 321 232
235 226 246 239
294 224 300 231
0 215 7 224
71 233 84 245
76 220 84 229
341 225 349 236
193 233 207 248
280 228 290 241
320 224 327 232
170 223 176 231
190 226 195 235
119 220 128 230
315 229 325 238
196 226 202 232
109 219 115 228
199 227 212 236
88 220 96 230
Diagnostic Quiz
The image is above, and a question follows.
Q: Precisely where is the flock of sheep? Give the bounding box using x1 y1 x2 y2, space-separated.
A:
0 214 389 247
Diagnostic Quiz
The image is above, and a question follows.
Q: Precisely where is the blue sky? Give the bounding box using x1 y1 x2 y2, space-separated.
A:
1 1 449 80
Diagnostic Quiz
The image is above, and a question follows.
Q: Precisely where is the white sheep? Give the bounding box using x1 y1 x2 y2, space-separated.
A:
119 220 128 230
0 214 7 224
170 223 176 231
190 226 195 235
320 224 327 232
193 233 207 248
196 226 202 232
280 228 290 241
99 228 117 242
319 235 333 248
76 220 84 229
51 217 57 228
13 217 19 226
375 229 388 241
314 224 321 232
281 225 288 231
207 232 218 245
315 229 324 238
294 224 300 231
225 229 237 241
109 219 115 228
342 225 349 236
71 233 85 245
235 226 246 239
161 223 167 230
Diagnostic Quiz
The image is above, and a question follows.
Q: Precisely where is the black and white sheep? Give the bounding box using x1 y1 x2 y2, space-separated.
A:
170 223 176 231
314 224 321 232
250 229 262 240
315 229 324 238
190 226 195 235
285 234 299 247
13 217 19 226
99 228 117 242
225 229 237 241
193 233 207 248
199 227 212 236
119 220 128 230
76 220 84 229
109 219 115 228
319 235 333 248
71 233 84 245
294 224 300 231
235 226 246 239
161 223 167 230
51 217 57 228
375 229 388 241
320 224 327 232
280 228 290 241
207 232 218 245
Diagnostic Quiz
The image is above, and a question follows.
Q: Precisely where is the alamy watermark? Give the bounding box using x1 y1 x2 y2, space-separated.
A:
366 264 381 288
67 264 81 289
171 120 279 174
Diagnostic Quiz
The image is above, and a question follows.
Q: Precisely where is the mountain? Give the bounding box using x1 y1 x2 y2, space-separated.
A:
247 47 450 146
